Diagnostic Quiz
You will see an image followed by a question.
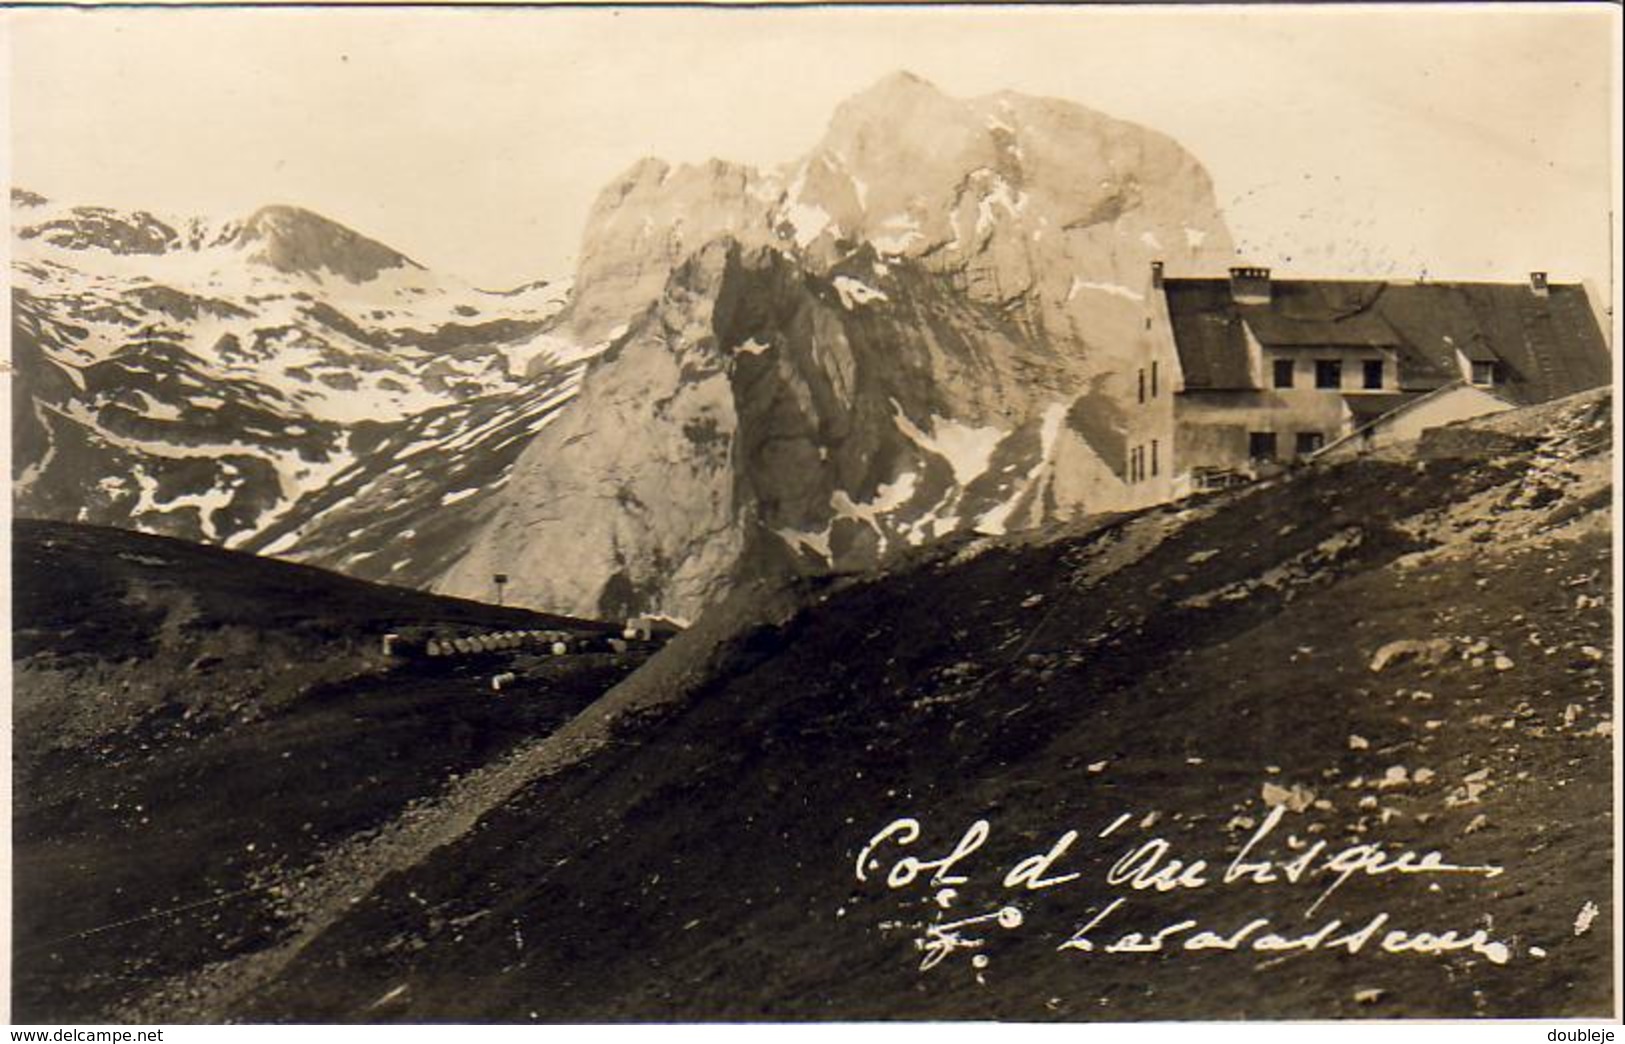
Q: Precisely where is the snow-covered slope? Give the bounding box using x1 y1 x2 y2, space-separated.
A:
10 188 583 551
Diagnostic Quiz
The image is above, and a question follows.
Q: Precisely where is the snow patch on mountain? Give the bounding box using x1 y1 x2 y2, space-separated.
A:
892 403 1005 486
870 213 925 254
833 471 919 526
777 525 833 562
976 176 1028 236
784 201 833 249
1067 277 1144 303
977 402 1069 536
833 276 888 308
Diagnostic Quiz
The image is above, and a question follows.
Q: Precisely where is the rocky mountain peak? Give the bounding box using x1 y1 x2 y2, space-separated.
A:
437 76 1242 619
566 156 778 342
234 204 422 284
818 70 971 151
562 73 1233 350
825 69 958 128
806 72 1227 258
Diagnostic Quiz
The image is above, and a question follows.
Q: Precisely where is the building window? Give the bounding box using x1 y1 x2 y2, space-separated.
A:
1151 361 1159 398
1138 368 1146 404
1471 361 1498 386
1273 359 1294 389
1363 359 1384 389
1315 360 1342 389
1296 431 1325 456
1151 439 1159 476
1249 432 1278 461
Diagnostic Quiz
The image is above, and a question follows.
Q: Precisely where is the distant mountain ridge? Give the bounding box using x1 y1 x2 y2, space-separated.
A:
13 191 420 281
9 187 593 575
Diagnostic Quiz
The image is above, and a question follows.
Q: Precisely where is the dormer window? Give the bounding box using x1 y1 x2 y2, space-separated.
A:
1455 342 1500 387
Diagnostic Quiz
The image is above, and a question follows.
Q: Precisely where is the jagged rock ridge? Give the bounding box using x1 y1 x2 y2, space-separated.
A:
439 72 1236 619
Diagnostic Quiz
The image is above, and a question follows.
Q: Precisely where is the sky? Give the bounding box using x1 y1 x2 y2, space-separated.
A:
3 4 1618 294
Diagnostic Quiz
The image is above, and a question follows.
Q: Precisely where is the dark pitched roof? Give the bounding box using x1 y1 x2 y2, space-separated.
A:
1162 280 1254 389
1240 281 1402 347
1244 309 1400 348
1375 283 1611 405
1164 277 1611 404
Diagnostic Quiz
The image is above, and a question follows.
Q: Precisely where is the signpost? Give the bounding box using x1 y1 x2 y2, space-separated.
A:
493 573 509 606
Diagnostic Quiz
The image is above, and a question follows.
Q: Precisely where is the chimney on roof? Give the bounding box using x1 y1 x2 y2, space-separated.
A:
1229 266 1272 304
1529 271 1549 297
1150 260 1165 290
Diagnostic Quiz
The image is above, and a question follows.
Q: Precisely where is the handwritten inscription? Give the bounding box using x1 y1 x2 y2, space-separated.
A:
855 804 1512 972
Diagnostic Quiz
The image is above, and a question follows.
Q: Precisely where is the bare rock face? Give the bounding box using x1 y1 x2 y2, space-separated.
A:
440 73 1235 620
443 242 749 619
565 159 778 347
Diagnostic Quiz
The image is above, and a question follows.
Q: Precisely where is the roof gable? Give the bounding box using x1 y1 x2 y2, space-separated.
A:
1163 280 1253 389
1163 276 1610 403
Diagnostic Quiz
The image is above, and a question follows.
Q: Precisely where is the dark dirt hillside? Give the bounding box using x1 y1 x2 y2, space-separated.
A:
227 390 1613 1021
9 520 659 1021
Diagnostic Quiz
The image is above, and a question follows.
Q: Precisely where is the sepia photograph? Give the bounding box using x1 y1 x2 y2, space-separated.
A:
2 1 1618 1027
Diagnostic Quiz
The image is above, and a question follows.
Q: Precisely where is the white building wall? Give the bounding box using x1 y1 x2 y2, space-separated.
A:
1317 385 1513 460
